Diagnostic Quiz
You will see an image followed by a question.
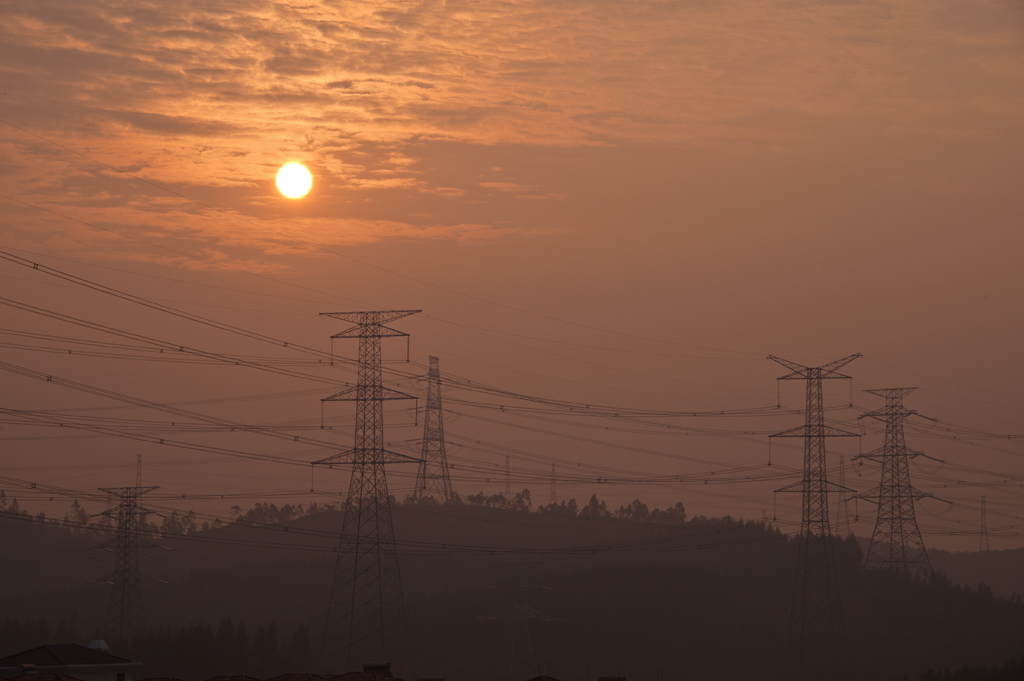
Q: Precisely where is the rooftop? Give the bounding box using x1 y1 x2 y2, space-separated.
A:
7 673 88 681
0 645 134 668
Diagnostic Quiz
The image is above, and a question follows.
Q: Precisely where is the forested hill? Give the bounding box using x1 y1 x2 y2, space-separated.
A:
931 547 1024 599
0 493 1022 681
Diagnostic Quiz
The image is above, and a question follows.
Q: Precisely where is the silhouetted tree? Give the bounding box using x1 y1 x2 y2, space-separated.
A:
578 494 610 519
615 499 650 522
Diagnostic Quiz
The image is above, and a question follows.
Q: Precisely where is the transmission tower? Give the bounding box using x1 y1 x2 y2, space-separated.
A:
835 454 851 537
504 455 511 500
980 496 990 552
316 310 421 671
769 353 860 680
856 388 933 580
549 464 556 506
413 356 453 502
498 563 550 681
99 477 157 639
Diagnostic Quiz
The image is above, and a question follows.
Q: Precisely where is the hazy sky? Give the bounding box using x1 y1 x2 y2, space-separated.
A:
1 0 1023 550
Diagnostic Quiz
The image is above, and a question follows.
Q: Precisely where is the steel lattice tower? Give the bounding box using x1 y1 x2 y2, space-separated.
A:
413 356 453 502
317 310 421 671
857 388 932 579
498 563 545 681
100 481 156 639
504 455 511 500
980 496 990 552
549 464 556 506
769 353 860 680
835 454 851 537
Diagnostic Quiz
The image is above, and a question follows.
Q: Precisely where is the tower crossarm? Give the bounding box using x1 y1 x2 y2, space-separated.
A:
516 604 556 622
852 447 884 463
770 424 860 439
858 387 938 424
854 446 927 463
314 448 423 467
864 387 918 401
775 480 854 494
851 487 880 502
853 486 935 503
321 310 421 325
322 386 415 402
768 353 861 380
330 324 411 340
859 406 918 421
98 486 159 495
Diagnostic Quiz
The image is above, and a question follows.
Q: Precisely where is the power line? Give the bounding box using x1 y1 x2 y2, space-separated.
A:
0 296 344 386
0 407 315 468
0 249 794 421
0 360 345 452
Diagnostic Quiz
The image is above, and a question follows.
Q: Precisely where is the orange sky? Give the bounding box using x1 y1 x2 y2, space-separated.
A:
1 0 1023 550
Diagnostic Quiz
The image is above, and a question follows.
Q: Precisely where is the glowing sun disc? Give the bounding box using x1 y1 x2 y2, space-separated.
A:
276 162 312 198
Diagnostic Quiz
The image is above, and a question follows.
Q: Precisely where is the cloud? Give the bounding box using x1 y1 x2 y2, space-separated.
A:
0 0 1021 267
82 108 240 136
3 0 1019 154
478 181 535 193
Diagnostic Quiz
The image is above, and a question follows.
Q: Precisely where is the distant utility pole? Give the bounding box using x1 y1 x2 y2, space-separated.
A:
769 353 860 681
413 355 454 502
100 473 157 639
980 496 990 552
549 464 556 506
316 310 421 671
504 455 512 500
835 454 851 537
857 388 933 579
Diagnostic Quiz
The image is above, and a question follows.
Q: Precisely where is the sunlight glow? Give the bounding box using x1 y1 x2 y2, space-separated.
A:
276 163 312 198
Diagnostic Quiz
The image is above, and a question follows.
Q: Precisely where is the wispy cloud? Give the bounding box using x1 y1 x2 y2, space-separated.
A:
0 0 1021 264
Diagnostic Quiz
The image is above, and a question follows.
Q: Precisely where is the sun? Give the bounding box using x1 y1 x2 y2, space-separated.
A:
276 162 312 199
